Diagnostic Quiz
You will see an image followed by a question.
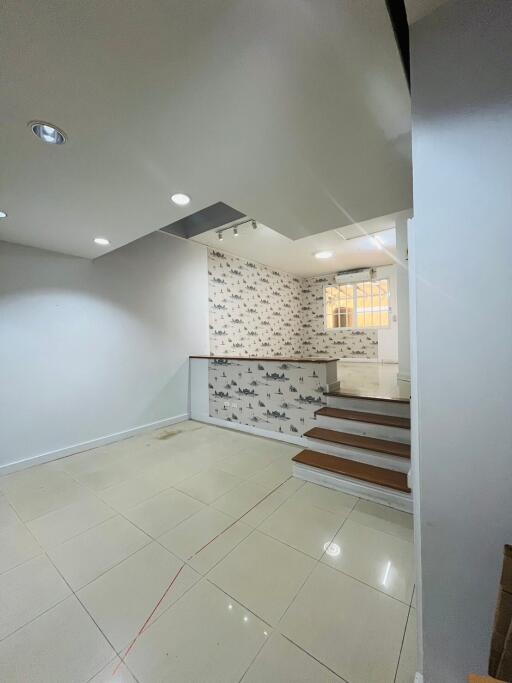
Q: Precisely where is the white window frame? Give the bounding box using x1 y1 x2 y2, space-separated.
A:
323 278 391 331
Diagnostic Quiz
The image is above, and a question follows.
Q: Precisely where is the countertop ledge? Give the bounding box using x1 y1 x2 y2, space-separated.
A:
189 355 338 363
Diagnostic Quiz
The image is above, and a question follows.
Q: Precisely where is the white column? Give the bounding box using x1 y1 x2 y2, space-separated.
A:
395 210 411 381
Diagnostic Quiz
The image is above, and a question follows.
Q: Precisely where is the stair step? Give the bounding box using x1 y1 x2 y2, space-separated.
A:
324 391 410 404
293 449 411 493
315 406 410 430
304 427 411 459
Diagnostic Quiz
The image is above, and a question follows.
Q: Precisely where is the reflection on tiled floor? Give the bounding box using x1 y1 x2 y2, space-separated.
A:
338 361 411 400
0 421 417 683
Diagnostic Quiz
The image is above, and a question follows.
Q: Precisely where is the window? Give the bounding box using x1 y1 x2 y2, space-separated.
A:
325 279 390 330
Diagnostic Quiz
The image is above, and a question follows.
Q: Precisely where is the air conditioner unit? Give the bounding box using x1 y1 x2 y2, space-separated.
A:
335 267 374 284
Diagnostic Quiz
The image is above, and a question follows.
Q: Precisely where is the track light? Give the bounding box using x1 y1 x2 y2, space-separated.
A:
252 220 257 230
233 227 238 237
218 232 223 241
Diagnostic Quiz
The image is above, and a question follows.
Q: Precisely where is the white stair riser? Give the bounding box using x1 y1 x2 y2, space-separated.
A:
326 395 410 418
304 437 410 473
293 462 413 513
315 415 410 444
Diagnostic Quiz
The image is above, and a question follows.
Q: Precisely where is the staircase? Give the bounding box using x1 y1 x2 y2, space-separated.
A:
292 391 412 512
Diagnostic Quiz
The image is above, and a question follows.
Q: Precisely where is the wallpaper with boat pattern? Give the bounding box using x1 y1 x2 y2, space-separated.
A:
208 358 327 435
208 249 378 358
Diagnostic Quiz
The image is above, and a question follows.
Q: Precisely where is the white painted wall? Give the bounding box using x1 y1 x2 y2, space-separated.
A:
376 263 399 363
0 233 209 470
395 212 411 379
410 1 512 680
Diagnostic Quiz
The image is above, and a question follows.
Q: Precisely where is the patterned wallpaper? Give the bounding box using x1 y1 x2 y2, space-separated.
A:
301 274 378 358
209 358 327 436
208 249 303 356
208 249 377 359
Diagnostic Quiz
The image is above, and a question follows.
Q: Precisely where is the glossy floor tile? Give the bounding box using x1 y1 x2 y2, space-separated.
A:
322 519 415 603
242 633 345 682
47 515 150 590
78 542 199 651
211 480 274 518
1 421 416 682
0 494 20 532
241 476 303 528
176 467 244 503
159 506 244 561
0 521 42 574
26 495 115 548
0 555 70 640
208 530 315 625
292 481 358 516
89 658 137 683
124 488 204 538
337 361 410 400
97 473 170 512
396 608 417 683
126 579 270 683
260 494 344 559
280 563 409 683
0 596 114 683
349 498 414 542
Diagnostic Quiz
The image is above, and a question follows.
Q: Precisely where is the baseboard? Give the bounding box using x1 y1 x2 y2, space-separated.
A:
0 413 190 475
338 357 379 363
193 414 307 448
293 462 413 513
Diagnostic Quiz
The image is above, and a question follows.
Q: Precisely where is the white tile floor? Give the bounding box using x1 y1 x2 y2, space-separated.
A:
0 421 417 683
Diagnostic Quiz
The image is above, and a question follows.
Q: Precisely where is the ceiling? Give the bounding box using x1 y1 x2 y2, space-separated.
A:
405 0 450 24
190 212 399 277
0 0 411 259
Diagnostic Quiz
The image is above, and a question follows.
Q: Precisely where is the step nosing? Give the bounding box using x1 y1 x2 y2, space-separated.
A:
323 391 410 404
304 427 410 458
315 406 410 429
292 449 411 493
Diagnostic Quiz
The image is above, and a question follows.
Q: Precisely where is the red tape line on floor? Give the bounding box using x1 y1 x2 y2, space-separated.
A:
113 475 293 676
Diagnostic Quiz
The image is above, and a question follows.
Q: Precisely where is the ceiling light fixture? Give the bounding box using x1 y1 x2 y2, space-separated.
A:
171 193 191 206
233 227 238 237
217 232 223 241
0 210 7 219
251 220 257 230
30 121 66 145
94 237 110 246
315 250 333 259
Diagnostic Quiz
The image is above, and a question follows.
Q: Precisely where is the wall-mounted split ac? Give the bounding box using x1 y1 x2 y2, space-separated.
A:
335 267 374 284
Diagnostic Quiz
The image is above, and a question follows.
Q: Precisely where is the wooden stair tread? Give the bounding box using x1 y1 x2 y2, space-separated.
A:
293 449 411 493
324 391 410 404
304 427 410 459
315 406 410 430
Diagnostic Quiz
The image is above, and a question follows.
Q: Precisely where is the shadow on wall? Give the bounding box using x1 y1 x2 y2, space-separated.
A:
0 232 209 468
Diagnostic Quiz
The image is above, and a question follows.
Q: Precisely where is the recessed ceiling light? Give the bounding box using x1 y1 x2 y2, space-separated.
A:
30 121 66 145
171 193 191 206
0 210 7 219
315 250 333 259
94 237 110 246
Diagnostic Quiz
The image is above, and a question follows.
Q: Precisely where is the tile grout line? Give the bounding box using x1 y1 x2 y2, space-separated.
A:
280 633 350 682
111 475 297 671
276 498 356 629
393 602 413 683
